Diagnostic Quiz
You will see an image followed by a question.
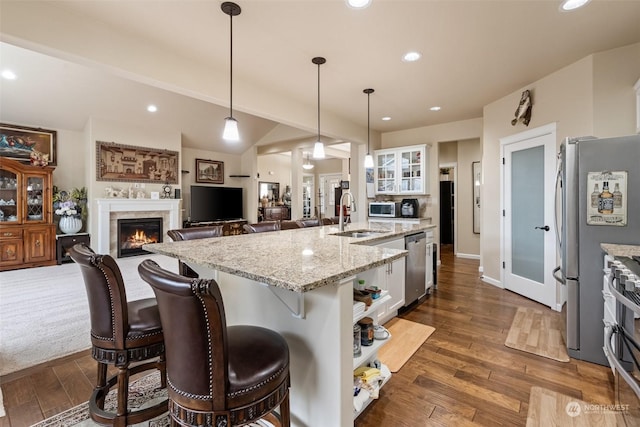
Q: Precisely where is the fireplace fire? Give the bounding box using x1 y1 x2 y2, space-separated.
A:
117 217 162 258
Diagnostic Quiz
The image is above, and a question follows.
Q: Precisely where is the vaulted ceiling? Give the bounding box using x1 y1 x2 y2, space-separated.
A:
1 1 639 155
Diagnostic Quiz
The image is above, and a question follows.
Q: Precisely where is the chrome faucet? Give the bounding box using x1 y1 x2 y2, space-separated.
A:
339 192 356 231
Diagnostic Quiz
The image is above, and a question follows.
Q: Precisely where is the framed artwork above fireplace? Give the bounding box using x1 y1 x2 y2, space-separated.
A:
96 140 179 184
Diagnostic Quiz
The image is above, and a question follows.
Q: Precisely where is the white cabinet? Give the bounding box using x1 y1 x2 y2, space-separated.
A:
635 77 640 134
425 230 434 293
371 237 406 324
374 144 429 195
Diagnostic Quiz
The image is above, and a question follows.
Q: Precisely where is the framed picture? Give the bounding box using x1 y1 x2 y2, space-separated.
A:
341 180 350 189
196 159 224 184
0 123 57 165
96 141 179 184
259 181 279 203
472 161 481 234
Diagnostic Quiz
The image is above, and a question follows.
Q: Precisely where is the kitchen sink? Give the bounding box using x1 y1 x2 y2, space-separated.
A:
331 229 386 238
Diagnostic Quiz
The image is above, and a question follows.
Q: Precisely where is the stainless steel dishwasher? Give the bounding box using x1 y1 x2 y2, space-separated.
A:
404 231 426 307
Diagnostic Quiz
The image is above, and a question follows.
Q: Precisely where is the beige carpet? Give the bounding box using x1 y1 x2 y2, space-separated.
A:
505 307 570 362
377 318 435 372
0 254 178 376
526 386 632 426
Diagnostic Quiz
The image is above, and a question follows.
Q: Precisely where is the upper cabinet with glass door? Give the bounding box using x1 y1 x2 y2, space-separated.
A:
25 175 45 222
0 167 20 223
374 144 429 195
0 157 54 225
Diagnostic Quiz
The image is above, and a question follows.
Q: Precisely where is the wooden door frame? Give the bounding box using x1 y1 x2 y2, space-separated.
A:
438 162 458 255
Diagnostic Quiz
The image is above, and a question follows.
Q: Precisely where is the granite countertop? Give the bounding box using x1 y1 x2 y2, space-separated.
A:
144 219 436 293
601 243 640 258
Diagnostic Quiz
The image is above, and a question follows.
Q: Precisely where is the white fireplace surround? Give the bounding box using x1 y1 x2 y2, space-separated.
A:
96 198 181 255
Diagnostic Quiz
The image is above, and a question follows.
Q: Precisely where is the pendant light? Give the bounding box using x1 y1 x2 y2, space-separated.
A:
312 57 326 159
302 152 314 170
221 2 241 141
363 88 375 168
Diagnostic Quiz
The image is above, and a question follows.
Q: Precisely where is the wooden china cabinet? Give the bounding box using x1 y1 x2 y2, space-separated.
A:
0 157 56 271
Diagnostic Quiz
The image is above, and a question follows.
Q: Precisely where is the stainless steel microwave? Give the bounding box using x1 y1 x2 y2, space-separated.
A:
368 202 401 217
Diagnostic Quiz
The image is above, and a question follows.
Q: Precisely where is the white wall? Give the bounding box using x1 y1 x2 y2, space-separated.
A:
257 153 292 202
456 138 481 257
86 117 182 240
481 42 640 287
182 146 246 221
381 118 483 251
593 43 640 137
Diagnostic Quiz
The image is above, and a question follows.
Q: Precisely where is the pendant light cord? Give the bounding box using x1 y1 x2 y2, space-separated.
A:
364 88 374 155
317 61 320 142
367 91 370 153
229 12 233 118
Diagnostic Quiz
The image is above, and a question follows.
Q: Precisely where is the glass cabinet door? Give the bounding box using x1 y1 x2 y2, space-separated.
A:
400 148 423 193
0 168 19 223
25 176 44 222
376 152 396 193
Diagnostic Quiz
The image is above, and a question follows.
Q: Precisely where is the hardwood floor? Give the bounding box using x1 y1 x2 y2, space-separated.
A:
0 245 616 426
356 245 615 426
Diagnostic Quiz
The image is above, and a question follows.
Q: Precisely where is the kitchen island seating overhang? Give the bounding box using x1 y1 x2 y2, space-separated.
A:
143 219 435 427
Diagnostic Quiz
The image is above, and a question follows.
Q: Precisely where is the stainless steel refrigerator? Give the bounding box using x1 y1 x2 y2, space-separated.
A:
556 134 640 365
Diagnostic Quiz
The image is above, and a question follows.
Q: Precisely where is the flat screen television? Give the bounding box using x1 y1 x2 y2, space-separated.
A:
190 186 243 222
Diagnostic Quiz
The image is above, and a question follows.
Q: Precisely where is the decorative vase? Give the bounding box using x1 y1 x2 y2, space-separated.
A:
59 216 82 234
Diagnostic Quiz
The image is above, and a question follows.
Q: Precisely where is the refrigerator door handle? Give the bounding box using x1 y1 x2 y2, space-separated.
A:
554 154 563 252
553 266 565 284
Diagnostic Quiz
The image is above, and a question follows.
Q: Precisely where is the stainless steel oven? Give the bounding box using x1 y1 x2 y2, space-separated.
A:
604 256 640 421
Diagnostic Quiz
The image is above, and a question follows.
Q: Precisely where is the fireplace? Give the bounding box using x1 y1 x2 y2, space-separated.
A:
117 217 163 258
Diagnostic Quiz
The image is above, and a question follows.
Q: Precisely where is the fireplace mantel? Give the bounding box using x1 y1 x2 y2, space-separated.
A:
96 198 181 254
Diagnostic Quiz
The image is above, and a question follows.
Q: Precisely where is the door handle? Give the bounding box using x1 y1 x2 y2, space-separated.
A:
535 225 550 231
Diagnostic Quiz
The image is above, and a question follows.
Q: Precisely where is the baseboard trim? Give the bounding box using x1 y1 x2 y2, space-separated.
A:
456 252 480 260
481 274 503 288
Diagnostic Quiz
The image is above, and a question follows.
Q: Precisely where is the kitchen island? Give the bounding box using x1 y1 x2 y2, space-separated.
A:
144 219 435 426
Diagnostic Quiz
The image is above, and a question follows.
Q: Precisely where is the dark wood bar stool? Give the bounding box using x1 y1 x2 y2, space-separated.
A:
138 259 291 427
279 220 301 230
68 243 167 427
243 221 281 233
296 218 321 227
166 225 224 278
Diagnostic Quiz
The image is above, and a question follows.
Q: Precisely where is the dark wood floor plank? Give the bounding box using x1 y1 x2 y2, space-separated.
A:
29 368 72 418
1 244 618 426
54 360 94 406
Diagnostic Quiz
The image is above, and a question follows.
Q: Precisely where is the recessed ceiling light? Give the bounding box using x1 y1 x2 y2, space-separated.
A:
430 106 441 111
402 52 421 62
559 0 591 11
2 70 17 80
147 105 158 113
346 0 371 9
381 117 391 121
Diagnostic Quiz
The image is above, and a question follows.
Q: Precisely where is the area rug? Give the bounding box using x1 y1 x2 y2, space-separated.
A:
31 372 167 427
377 318 435 372
526 386 629 426
505 307 570 362
30 372 279 427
